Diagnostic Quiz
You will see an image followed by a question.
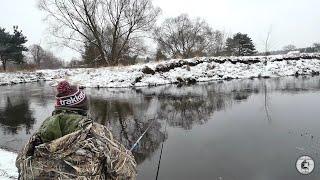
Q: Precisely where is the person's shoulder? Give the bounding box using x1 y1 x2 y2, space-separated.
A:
42 114 60 124
53 107 88 116
41 113 80 126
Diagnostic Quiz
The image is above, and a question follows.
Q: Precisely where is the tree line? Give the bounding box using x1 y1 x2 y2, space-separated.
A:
0 26 64 71
1 0 320 70
256 43 320 56
37 0 258 67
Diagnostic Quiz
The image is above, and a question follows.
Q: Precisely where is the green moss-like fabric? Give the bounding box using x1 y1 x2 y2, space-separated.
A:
37 113 84 143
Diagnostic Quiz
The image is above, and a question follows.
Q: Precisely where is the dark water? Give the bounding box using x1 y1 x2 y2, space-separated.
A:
1 77 320 180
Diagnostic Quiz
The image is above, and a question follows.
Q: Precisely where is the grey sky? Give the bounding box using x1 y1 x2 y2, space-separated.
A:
1 0 319 60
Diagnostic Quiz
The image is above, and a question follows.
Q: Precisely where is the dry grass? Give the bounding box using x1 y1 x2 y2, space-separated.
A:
16 121 137 179
0 64 38 73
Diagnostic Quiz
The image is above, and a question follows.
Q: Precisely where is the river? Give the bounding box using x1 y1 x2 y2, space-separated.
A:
1 76 320 179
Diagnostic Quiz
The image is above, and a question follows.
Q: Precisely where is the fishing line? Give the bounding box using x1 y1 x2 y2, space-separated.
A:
155 120 168 180
130 118 156 152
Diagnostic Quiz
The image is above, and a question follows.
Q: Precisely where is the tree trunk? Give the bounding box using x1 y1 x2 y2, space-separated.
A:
82 1 107 66
36 59 41 68
1 56 6 71
110 16 122 66
110 37 118 66
97 45 107 65
2 60 6 71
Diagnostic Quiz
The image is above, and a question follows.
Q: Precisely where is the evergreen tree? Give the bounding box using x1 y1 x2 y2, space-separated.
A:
0 28 11 71
0 26 28 71
225 33 256 56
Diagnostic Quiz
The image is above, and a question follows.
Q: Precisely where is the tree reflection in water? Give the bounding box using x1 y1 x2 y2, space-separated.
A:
89 98 167 164
0 96 35 135
1 76 320 161
87 83 254 163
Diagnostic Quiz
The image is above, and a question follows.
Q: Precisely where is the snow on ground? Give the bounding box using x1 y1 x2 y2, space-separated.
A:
0 149 18 180
0 69 70 86
0 53 320 88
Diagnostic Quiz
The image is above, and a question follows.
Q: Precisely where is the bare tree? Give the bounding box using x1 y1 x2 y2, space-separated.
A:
28 45 64 69
41 51 64 69
39 0 160 66
264 26 272 56
154 14 223 59
29 44 46 67
282 44 296 52
205 30 226 56
105 0 160 64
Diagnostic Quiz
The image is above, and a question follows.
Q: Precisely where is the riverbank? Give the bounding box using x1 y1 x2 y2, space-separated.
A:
0 149 18 179
1 53 320 88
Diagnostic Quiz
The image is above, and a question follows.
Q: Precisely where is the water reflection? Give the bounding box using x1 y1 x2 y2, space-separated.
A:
0 83 55 151
0 96 35 134
1 76 320 178
1 76 320 149
89 98 167 164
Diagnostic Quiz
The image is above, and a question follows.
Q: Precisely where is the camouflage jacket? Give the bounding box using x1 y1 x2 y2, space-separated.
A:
16 108 137 180
37 107 92 143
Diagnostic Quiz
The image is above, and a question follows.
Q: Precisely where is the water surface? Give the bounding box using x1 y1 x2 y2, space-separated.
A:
1 77 320 180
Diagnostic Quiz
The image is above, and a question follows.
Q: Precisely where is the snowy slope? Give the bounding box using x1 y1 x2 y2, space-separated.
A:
61 53 320 88
0 53 320 88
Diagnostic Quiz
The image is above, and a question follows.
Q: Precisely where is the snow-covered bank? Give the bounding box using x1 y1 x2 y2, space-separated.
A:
67 53 320 87
1 53 320 88
0 149 18 179
0 69 75 86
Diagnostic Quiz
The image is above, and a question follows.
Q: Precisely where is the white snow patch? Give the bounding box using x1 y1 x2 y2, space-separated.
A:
0 149 18 179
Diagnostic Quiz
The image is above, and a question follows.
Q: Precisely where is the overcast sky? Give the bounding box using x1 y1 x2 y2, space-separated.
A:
1 0 319 61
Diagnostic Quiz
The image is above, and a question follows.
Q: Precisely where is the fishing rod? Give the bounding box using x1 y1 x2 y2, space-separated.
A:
128 117 168 180
130 118 157 152
155 120 168 180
